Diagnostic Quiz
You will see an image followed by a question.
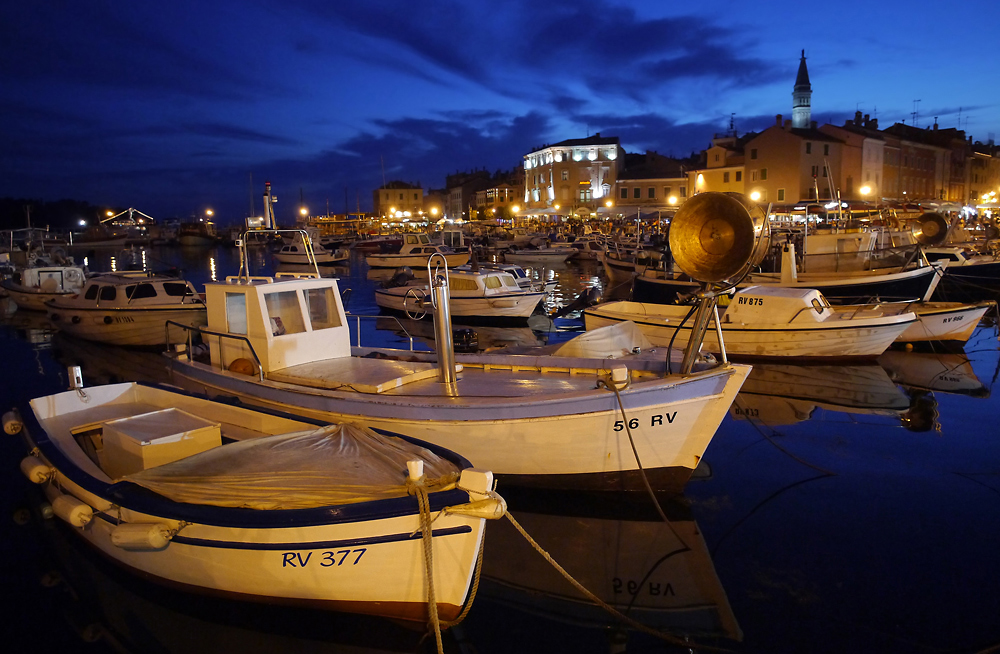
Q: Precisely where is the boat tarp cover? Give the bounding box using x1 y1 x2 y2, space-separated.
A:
552 321 653 359
123 424 461 509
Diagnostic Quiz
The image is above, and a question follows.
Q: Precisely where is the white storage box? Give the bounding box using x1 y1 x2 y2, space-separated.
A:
99 408 222 479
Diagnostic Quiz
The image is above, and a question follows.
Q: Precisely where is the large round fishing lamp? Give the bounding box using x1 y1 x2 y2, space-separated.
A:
910 211 949 246
669 192 770 373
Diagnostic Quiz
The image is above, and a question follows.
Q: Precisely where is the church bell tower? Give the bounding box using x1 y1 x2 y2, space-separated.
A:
792 49 812 129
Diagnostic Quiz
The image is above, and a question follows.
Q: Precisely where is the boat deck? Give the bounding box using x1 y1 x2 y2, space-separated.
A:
264 350 677 398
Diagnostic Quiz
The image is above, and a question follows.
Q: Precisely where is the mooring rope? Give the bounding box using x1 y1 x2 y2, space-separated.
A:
407 475 444 654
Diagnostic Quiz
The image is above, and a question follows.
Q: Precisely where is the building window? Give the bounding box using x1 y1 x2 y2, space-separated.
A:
811 165 819 177
735 171 742 182
680 186 687 197
714 153 720 162
663 186 671 197
778 188 785 201
751 171 758 182
647 187 655 199
761 168 767 181
580 189 592 201
750 149 757 160
824 144 829 155
822 168 827 177
633 187 640 199
723 172 730 183
806 142 812 154
620 187 628 200
561 169 568 180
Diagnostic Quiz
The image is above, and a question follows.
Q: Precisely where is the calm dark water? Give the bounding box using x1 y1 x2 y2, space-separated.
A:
1 244 999 653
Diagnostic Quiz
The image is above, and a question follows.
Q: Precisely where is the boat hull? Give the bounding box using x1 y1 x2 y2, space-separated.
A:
2 285 76 311
169 357 751 490
48 305 207 346
366 252 470 268
891 300 994 344
634 265 942 305
374 288 545 319
584 303 914 360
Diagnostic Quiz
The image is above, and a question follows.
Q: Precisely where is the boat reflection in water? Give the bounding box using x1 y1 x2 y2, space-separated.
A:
878 349 989 397
480 491 741 644
48 332 173 386
728 363 911 426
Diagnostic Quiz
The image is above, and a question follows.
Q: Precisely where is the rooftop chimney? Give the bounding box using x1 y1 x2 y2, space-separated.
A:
854 110 863 126
776 114 783 126
811 120 817 129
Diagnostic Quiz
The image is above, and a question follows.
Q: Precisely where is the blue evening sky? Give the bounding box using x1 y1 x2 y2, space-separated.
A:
3 0 997 223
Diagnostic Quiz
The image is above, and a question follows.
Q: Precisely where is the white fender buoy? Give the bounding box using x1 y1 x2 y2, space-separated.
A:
3 410 23 435
111 522 172 550
20 455 53 483
52 495 93 528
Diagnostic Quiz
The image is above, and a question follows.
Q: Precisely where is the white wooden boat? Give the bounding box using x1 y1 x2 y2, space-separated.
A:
502 247 575 265
1 264 87 311
166 273 751 491
452 262 555 293
375 268 545 321
14 380 500 621
46 272 207 346
273 240 348 266
875 299 994 345
583 286 917 360
365 234 469 268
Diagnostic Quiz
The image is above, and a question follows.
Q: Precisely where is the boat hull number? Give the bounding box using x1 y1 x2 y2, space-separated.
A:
281 548 367 568
614 412 677 431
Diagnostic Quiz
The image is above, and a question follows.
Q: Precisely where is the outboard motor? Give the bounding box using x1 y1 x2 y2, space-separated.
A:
386 266 414 288
552 286 603 318
454 328 478 353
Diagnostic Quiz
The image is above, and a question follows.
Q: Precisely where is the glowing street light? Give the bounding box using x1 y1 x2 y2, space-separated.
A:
605 200 613 207
668 196 678 205
750 191 761 201
299 207 308 217
511 205 520 213
860 185 872 196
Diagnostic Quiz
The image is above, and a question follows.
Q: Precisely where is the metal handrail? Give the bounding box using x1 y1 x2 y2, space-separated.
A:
165 320 265 381
344 312 418 351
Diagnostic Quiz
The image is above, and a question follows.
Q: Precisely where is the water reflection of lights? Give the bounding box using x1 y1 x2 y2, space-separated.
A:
110 257 117 272
141 249 148 269
210 257 217 281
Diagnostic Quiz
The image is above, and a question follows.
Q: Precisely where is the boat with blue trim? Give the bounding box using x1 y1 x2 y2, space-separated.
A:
13 379 503 621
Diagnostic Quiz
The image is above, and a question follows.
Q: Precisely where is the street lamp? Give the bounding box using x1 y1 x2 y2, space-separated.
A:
750 191 761 201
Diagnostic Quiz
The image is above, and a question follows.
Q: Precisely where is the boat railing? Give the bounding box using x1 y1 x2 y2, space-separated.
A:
164 320 265 382
343 313 418 351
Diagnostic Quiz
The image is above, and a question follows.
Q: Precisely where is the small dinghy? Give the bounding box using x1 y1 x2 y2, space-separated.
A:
12 378 503 621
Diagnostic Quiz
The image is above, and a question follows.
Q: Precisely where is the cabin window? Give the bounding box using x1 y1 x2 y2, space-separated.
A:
225 293 248 335
264 291 305 336
501 274 519 288
99 286 116 301
406 235 419 244
163 282 194 297
304 287 341 330
484 276 503 289
450 277 480 291
125 283 157 300
811 298 825 314
84 285 99 300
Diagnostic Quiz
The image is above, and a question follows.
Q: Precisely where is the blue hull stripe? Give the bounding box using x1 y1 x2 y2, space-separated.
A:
169 525 472 550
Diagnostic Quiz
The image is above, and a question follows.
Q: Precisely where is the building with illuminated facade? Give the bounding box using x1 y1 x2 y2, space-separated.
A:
522 134 623 216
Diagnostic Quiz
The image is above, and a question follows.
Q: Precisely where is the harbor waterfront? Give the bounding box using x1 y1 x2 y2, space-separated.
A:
2 244 1000 653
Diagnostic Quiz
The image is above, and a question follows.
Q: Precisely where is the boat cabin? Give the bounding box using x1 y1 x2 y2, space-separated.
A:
206 275 352 374
722 286 833 325
76 273 200 307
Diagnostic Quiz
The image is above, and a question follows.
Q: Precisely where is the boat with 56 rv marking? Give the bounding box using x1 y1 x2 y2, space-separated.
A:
10 377 503 621
164 193 766 491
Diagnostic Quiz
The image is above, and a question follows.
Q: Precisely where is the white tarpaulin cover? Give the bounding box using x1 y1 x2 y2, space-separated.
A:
552 321 653 359
124 424 461 509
